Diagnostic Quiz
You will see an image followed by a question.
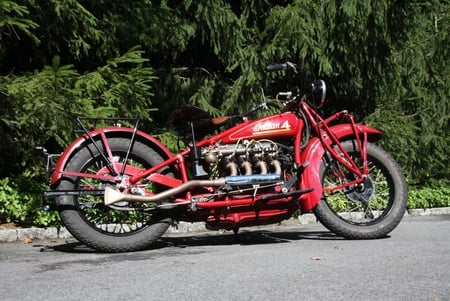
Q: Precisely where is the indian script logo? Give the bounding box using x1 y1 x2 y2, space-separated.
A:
253 120 291 134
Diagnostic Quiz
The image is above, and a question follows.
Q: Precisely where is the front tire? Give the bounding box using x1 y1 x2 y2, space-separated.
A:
57 137 172 252
313 140 407 239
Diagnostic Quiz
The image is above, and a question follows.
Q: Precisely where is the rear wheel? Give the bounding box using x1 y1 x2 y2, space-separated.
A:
57 137 172 252
313 140 407 239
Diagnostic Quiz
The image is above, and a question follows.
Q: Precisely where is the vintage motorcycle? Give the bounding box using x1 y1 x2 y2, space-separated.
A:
37 62 407 252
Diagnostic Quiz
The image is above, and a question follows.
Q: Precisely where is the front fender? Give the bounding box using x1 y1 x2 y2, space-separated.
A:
50 127 174 186
299 124 382 212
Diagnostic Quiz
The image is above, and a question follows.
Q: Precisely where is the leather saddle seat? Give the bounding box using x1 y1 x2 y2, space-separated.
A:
170 106 230 139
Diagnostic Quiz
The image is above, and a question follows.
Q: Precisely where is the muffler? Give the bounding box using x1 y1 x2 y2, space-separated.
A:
104 174 281 205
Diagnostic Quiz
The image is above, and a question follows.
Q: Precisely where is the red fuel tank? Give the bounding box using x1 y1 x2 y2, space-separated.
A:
222 113 302 143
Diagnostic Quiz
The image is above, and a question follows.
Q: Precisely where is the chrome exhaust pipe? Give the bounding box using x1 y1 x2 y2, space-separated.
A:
104 178 226 206
104 174 281 205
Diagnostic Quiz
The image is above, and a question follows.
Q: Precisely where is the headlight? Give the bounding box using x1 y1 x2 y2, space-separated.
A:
306 80 326 108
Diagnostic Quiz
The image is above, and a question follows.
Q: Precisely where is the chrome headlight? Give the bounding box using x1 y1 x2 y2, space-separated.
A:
307 80 326 108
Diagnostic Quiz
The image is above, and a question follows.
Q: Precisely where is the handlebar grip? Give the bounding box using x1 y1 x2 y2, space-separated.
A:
266 63 288 72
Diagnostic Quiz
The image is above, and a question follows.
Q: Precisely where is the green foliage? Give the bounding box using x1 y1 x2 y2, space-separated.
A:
0 0 39 49
192 0 247 66
88 0 196 61
153 132 185 154
0 48 156 178
408 184 450 210
75 46 157 120
0 177 60 227
364 1 450 184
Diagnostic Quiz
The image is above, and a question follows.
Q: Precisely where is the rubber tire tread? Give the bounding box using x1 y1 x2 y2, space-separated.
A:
58 137 172 252
313 140 407 239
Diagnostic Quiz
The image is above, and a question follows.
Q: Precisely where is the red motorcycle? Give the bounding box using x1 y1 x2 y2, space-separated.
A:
38 62 407 252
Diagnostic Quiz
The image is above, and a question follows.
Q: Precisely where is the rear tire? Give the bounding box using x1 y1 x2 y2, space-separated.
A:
313 140 407 239
58 137 172 252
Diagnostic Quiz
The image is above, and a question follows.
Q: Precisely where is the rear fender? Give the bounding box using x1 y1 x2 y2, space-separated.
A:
50 127 174 186
299 124 382 212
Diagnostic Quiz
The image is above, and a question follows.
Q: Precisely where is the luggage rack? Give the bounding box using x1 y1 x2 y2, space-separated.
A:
36 116 142 175
75 116 142 177
75 116 141 135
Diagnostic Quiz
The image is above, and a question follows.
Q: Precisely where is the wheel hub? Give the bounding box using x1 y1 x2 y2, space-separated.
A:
344 177 375 203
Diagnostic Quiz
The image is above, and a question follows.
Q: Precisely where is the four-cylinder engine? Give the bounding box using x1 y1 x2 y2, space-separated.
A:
200 139 289 178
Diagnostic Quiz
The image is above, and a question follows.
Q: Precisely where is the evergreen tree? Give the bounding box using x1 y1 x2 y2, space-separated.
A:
365 0 450 185
0 0 448 187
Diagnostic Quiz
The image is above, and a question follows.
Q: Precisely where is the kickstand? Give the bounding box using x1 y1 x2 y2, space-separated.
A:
233 227 240 242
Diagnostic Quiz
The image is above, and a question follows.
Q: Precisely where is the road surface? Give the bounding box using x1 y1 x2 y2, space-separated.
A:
0 215 449 301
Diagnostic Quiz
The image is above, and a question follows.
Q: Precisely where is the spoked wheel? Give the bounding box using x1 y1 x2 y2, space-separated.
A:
313 140 407 239
57 137 172 252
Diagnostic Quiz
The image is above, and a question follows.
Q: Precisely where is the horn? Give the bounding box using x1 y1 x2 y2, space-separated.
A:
104 178 226 206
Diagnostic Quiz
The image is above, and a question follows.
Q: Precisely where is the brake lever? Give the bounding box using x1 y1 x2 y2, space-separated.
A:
286 62 298 74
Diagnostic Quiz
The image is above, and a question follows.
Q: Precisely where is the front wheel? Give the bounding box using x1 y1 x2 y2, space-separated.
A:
313 140 407 239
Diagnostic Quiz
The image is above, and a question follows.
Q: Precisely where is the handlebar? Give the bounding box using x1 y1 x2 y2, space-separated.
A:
266 63 288 72
266 61 298 74
238 61 322 118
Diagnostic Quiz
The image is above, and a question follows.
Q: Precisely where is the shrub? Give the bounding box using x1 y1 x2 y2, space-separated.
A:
407 183 450 210
0 177 60 228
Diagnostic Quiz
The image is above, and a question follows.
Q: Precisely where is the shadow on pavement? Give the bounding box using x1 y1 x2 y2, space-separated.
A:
41 228 342 254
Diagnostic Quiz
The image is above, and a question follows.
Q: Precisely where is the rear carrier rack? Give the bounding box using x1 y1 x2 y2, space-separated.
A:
74 116 141 135
35 116 141 172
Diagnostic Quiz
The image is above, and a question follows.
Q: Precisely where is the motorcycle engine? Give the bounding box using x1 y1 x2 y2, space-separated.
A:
200 139 292 178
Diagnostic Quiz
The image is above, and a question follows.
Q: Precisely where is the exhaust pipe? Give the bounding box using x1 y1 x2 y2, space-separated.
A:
104 173 282 206
104 179 226 206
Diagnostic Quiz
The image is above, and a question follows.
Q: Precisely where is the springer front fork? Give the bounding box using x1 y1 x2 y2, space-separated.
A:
317 111 370 191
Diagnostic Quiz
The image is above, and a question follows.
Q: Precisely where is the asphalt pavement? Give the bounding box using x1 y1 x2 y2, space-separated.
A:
0 214 449 301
